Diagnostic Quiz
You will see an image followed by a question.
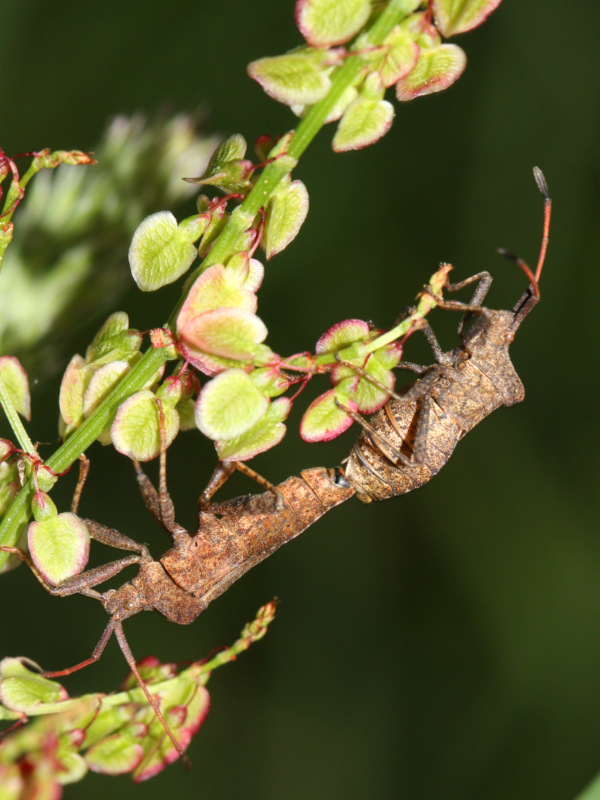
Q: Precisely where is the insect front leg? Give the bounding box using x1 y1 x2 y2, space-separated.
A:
0 544 142 601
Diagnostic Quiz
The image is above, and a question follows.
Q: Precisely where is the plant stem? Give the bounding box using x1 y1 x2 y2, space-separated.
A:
0 376 36 457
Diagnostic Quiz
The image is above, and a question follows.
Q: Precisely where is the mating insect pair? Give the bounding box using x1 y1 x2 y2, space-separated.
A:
0 168 550 763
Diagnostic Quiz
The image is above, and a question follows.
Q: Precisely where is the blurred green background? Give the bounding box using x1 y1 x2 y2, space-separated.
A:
1 1 600 798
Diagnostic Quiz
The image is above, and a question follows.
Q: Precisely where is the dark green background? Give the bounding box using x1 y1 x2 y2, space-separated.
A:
2 1 599 798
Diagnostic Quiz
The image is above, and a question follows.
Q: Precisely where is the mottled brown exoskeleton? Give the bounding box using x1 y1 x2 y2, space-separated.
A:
343 167 550 502
0 436 354 762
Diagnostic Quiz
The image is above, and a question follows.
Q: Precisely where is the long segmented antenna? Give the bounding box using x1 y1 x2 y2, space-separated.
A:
497 166 551 299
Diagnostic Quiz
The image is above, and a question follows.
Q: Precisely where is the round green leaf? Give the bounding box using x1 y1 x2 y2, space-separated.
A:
264 180 309 258
248 52 332 107
111 390 180 461
296 0 372 47
395 43 467 101
195 369 269 441
333 96 394 151
28 512 90 586
316 318 370 354
378 25 420 87
216 397 291 461
59 354 89 429
129 211 197 291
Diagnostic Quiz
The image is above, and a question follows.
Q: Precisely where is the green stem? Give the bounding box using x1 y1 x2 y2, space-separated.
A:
0 0 416 567
0 376 36 456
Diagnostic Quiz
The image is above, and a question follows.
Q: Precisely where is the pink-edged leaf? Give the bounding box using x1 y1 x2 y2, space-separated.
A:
216 397 291 461
176 264 258 336
333 95 394 151
248 51 331 107
431 0 503 36
82 360 130 418
132 682 210 782
28 513 90 586
86 735 144 775
59 354 89 429
181 307 267 361
335 368 395 415
300 389 357 442
395 43 466 101
249 367 292 398
264 179 309 258
178 339 243 377
296 0 372 47
378 25 420 87
0 356 31 420
195 369 270 441
316 318 370 354
111 390 179 461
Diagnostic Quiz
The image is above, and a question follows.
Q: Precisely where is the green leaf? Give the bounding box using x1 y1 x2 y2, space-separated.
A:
316 318 370 354
128 211 198 291
110 390 180 461
300 389 356 442
195 368 269 441
431 0 503 37
180 307 268 361
264 179 309 258
377 24 420 87
85 735 144 775
0 658 68 712
248 51 332 107
59 354 89 430
28 512 90 586
333 82 394 151
296 0 372 47
395 43 467 101
216 397 290 461
0 356 30 420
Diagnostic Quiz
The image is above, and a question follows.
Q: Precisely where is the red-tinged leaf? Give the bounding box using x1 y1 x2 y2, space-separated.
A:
179 340 244 377
59 354 89 429
264 179 309 258
86 735 144 775
431 0 503 36
300 389 357 442
378 25 420 87
181 307 267 361
0 662 68 713
0 356 30 420
248 51 332 107
333 95 394 151
176 264 258 337
396 43 466 101
296 0 372 47
316 318 370 354
28 513 90 586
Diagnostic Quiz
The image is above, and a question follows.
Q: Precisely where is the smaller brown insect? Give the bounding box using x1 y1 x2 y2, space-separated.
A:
342 167 550 502
0 417 354 763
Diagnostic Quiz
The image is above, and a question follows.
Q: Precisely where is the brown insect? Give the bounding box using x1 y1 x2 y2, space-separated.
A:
342 167 551 502
0 430 354 763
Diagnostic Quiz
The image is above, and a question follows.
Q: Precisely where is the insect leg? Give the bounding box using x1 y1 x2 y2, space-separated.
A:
198 461 285 520
133 399 187 541
113 619 191 767
0 545 142 600
70 454 90 514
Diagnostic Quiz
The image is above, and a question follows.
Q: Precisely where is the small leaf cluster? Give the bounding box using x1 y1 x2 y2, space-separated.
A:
248 0 502 152
0 602 276 794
